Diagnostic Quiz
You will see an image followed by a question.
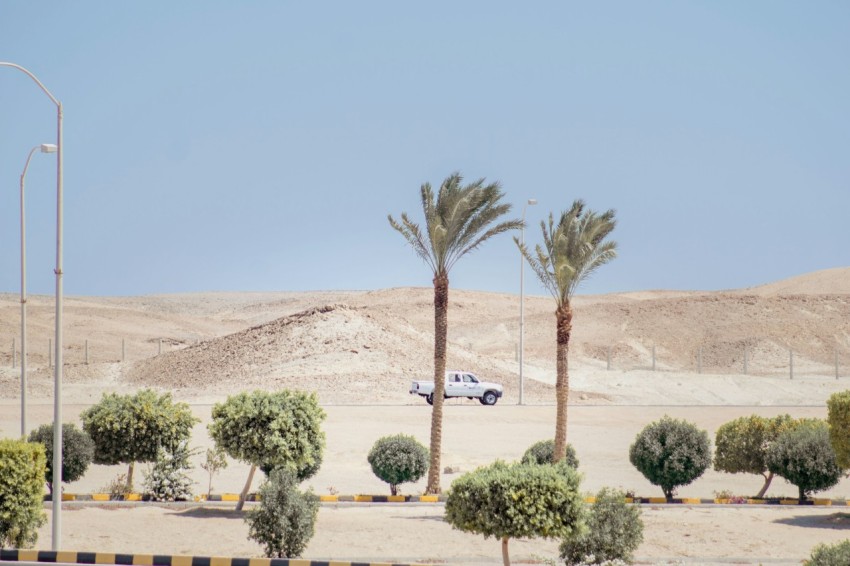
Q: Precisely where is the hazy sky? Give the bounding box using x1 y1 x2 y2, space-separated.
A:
1 2 847 297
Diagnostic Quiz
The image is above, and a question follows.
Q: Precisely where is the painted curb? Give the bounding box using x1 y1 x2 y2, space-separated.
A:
0 550 427 566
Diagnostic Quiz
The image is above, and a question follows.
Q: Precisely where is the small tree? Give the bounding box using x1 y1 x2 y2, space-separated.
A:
806 539 850 566
200 446 229 499
629 416 711 501
142 442 196 502
445 460 585 566
81 389 198 489
208 390 325 511
827 391 850 469
713 414 796 498
521 439 579 468
766 420 842 503
246 468 319 558
28 422 95 495
560 487 644 565
0 439 46 549
367 434 429 495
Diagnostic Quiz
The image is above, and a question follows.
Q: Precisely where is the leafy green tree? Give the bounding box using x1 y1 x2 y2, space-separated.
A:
560 487 644 565
28 422 95 494
208 390 325 511
0 439 46 549
367 434 429 495
246 468 319 558
766 419 842 503
516 201 617 461
521 439 579 469
445 460 585 566
80 389 198 490
827 391 850 469
713 414 797 497
389 172 521 493
629 416 711 501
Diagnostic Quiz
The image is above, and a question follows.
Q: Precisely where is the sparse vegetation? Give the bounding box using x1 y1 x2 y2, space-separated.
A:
806 539 850 566
200 446 228 499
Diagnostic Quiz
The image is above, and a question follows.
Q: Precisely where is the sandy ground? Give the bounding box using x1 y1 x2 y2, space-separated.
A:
1 268 849 564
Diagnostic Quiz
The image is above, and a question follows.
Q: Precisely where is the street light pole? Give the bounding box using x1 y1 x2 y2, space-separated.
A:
519 198 537 405
1 61 64 551
20 144 58 439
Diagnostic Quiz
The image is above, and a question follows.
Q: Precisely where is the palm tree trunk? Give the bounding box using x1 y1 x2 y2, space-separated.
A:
426 273 449 494
553 302 573 462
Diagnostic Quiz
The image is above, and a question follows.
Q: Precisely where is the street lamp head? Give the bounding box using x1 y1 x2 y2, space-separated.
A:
40 144 58 154
527 198 538 205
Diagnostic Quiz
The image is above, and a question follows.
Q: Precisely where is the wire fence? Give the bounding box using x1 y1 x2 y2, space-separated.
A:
5 337 194 369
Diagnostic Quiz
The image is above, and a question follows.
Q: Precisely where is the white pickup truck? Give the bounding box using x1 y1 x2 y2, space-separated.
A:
409 371 504 406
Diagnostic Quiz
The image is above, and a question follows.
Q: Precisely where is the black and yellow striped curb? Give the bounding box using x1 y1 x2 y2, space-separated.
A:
51 494 447 503
0 550 427 566
51 494 839 505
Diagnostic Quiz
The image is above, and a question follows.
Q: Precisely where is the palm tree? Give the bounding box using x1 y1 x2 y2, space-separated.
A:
516 200 617 462
389 172 522 493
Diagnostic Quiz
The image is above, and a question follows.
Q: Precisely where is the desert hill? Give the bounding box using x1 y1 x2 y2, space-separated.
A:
0 268 848 404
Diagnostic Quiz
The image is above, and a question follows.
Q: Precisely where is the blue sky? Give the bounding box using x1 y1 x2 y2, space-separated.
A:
1 2 847 297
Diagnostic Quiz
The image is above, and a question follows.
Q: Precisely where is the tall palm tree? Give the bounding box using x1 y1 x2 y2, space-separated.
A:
516 200 617 462
389 172 521 493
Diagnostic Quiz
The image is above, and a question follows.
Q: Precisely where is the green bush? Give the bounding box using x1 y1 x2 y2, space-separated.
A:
827 391 850 469
0 439 47 548
560 487 643 565
142 442 196 502
806 539 850 566
445 460 585 566
629 416 711 501
766 419 842 502
367 434 429 495
260 448 323 483
209 390 325 510
713 414 796 497
81 389 198 489
28 422 95 494
521 439 579 468
246 468 319 558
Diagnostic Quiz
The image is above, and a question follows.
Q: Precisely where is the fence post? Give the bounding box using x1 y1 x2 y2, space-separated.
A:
122 338 126 362
85 339 89 364
606 346 611 371
698 347 703 374
48 338 52 368
158 339 162 355
652 345 656 371
789 350 794 380
12 338 16 368
837 348 840 380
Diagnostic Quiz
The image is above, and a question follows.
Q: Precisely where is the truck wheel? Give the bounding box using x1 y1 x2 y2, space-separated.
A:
481 391 498 406
426 393 434 405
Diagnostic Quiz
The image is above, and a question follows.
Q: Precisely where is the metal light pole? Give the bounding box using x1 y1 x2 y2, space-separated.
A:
519 198 537 405
1 61 64 551
20 143 58 438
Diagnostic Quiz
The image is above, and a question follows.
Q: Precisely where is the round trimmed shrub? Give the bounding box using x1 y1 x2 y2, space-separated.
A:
766 419 842 502
629 415 711 501
367 434 429 495
560 487 644 565
28 422 95 494
827 391 850 469
445 460 585 566
521 439 579 468
246 468 319 558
